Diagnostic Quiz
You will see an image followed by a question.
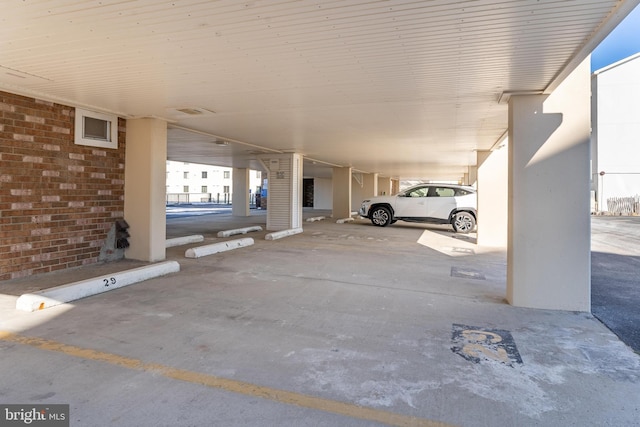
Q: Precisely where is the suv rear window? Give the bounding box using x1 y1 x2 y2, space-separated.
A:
454 188 473 196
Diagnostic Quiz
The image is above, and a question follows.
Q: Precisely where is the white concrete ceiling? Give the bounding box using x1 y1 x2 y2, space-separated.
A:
2 0 638 181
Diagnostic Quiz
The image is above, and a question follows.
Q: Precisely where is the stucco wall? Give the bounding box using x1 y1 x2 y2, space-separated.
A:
313 178 332 210
592 54 640 210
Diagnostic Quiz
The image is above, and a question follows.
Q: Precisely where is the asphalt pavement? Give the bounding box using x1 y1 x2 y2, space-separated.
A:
591 216 640 354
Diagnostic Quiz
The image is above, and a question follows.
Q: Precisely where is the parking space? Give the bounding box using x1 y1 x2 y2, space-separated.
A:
0 213 639 426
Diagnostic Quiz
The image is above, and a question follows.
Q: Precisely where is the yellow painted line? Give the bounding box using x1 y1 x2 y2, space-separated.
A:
0 331 456 427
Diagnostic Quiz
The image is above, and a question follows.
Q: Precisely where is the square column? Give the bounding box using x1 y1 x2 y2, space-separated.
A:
232 167 250 217
391 179 399 194
477 147 508 248
468 166 478 186
332 167 352 219
362 173 378 198
352 173 378 212
260 153 303 231
378 176 391 195
507 58 591 311
124 118 167 262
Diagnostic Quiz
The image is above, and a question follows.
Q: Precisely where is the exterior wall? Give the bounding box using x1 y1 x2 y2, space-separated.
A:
313 178 332 209
592 54 640 212
0 91 125 281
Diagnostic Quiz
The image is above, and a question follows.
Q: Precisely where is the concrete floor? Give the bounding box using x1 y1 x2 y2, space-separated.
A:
1 210 639 426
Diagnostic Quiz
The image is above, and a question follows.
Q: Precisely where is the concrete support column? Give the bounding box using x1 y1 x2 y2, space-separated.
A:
378 177 391 195
468 166 478 187
477 147 508 248
362 173 378 198
124 118 167 262
260 153 303 231
507 58 591 311
332 167 352 219
232 167 250 217
391 179 399 194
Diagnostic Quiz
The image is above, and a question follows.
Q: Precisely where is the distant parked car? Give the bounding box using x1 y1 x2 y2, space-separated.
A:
359 184 477 233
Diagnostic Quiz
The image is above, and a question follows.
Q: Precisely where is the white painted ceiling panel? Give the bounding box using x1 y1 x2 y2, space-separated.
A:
2 0 638 180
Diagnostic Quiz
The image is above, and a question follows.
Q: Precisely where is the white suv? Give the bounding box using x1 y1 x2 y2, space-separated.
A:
359 184 477 233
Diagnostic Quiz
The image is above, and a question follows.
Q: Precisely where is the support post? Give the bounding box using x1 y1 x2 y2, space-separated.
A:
232 167 250 217
507 58 591 311
477 148 508 248
332 167 352 219
124 118 167 262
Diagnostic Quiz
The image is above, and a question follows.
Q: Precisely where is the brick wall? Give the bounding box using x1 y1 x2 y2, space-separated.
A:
0 91 125 281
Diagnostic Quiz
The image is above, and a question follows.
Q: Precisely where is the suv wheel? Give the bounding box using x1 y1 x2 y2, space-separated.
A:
452 212 475 233
371 206 392 227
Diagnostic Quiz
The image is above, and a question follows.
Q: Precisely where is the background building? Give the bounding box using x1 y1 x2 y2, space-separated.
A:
591 53 640 213
165 161 262 205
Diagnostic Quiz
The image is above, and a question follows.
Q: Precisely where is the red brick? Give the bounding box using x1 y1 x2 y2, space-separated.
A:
1 90 125 283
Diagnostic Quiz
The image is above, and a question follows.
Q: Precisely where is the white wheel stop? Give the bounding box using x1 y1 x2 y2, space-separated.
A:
336 217 354 223
166 235 204 248
217 226 263 238
16 261 181 312
306 216 326 222
185 237 254 258
265 228 303 240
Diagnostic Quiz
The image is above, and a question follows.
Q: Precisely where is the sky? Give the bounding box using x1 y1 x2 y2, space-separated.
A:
591 3 640 71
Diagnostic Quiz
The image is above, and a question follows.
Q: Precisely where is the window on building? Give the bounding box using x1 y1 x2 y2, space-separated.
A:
202 171 207 178
183 172 188 179
223 186 230 194
201 186 207 193
183 186 189 193
223 171 230 179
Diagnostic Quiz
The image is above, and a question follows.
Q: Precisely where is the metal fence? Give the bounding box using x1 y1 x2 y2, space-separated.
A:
166 193 258 205
166 193 232 204
607 195 640 215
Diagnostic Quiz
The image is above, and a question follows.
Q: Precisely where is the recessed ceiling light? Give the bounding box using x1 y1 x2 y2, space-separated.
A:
167 107 216 116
